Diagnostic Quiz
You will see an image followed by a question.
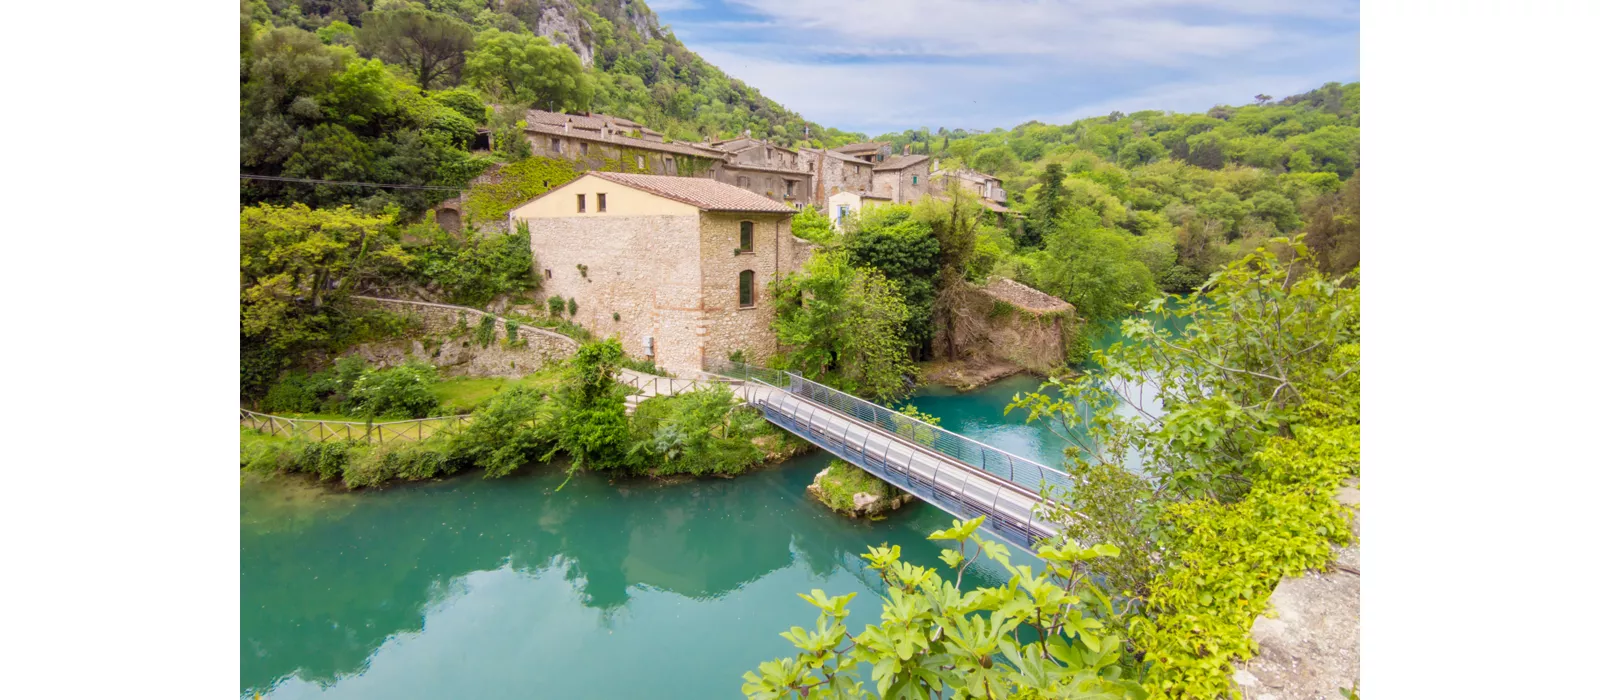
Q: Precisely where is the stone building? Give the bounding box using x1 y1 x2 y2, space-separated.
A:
522 109 730 179
508 171 812 374
797 147 877 204
872 152 932 203
826 191 892 229
517 110 813 206
931 165 1010 214
834 141 893 163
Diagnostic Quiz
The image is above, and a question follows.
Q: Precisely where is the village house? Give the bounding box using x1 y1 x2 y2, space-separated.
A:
705 135 815 205
871 150 933 203
834 141 893 163
826 190 892 229
931 165 1010 214
517 110 814 206
522 109 730 179
796 147 877 204
507 172 814 374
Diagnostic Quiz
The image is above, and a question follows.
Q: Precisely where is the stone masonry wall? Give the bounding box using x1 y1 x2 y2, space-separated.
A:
932 282 1073 374
698 212 795 368
348 297 579 377
526 213 707 373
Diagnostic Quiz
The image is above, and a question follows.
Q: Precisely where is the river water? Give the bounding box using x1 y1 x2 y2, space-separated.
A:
240 317 1176 699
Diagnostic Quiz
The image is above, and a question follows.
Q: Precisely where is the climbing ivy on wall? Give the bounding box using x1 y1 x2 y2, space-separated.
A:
461 156 580 222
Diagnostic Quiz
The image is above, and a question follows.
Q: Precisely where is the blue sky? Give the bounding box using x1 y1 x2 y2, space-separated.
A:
647 0 1359 136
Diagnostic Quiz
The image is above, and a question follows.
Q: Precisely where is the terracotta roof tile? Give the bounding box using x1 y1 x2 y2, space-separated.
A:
591 172 797 214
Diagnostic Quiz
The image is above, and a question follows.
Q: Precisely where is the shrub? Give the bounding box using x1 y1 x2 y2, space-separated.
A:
475 314 497 347
343 442 456 488
814 460 899 511
450 386 558 478
348 361 441 419
626 384 769 476
504 319 521 345
548 295 565 317
262 372 323 414
566 297 578 316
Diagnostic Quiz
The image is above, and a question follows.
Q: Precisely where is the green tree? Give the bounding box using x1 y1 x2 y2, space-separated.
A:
358 6 475 90
553 339 631 472
1029 210 1158 321
772 252 917 401
1021 163 1065 248
741 517 1142 699
1116 136 1167 168
464 29 592 109
790 206 835 242
1303 172 1360 275
844 207 940 357
239 203 406 395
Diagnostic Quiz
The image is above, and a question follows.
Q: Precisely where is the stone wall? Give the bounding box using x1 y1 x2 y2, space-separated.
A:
698 212 797 368
522 211 706 373
347 297 579 377
932 279 1075 374
801 150 876 202
874 163 933 203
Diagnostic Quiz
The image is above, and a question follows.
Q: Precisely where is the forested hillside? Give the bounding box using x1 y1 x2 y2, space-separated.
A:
865 83 1360 310
239 0 846 213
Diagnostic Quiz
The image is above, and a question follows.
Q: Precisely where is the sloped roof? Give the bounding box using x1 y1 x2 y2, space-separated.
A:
591 172 796 214
524 122 728 159
874 154 930 172
836 141 888 154
526 108 655 135
982 278 1072 314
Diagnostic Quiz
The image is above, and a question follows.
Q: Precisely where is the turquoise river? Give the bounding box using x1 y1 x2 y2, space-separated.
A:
240 318 1172 698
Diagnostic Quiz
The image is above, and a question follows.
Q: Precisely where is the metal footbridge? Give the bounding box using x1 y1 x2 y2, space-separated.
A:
701 361 1073 551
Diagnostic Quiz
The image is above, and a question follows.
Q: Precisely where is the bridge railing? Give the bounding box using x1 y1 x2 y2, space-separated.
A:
704 360 1076 495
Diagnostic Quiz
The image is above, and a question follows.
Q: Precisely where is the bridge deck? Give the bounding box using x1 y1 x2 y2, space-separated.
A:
620 364 1068 550
748 385 1058 549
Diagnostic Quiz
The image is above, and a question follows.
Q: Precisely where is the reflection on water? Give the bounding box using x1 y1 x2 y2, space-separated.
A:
241 450 1028 699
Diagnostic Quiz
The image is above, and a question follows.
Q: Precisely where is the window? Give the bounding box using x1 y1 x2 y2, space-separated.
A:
550 137 561 153
579 142 589 156
665 156 676 175
854 164 861 175
912 175 919 185
738 270 755 308
597 193 606 212
785 180 795 196
576 194 586 213
544 269 553 280
738 221 754 252
737 175 750 187
636 155 645 169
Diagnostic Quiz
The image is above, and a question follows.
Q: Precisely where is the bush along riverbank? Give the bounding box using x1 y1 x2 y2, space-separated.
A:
242 339 809 489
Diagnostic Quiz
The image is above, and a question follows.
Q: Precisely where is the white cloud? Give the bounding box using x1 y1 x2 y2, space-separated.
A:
715 0 1346 64
660 0 1358 132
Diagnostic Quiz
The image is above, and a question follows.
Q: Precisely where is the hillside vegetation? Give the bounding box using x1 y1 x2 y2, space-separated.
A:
239 0 848 214
871 83 1361 310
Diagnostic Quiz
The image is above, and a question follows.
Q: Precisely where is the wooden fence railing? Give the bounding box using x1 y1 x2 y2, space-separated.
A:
239 409 472 444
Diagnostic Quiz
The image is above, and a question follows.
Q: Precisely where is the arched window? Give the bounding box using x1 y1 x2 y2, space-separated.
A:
738 221 754 252
738 270 755 308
